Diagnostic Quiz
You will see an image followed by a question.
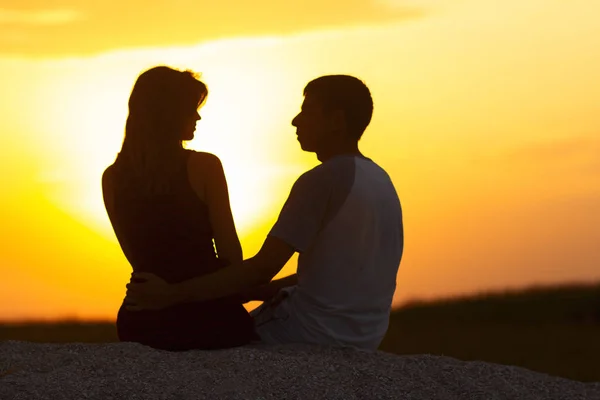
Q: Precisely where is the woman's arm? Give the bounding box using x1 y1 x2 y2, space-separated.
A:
187 152 243 265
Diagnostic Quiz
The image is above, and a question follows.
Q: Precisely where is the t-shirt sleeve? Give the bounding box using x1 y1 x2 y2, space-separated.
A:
268 169 331 253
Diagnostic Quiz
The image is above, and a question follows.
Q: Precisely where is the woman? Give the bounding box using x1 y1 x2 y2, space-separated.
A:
102 66 257 351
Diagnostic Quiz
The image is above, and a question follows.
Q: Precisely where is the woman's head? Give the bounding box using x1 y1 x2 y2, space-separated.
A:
127 66 207 143
117 66 208 193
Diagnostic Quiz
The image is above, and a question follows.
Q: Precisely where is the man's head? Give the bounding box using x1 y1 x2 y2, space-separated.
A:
292 75 373 155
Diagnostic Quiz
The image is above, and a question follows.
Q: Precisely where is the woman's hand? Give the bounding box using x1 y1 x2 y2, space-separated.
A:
124 272 182 311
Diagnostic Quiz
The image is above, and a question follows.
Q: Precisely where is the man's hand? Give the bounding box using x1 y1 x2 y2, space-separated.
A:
125 272 181 311
268 289 289 308
235 274 297 303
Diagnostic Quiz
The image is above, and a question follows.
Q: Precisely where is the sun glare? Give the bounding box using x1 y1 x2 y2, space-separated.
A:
31 43 308 242
185 65 303 234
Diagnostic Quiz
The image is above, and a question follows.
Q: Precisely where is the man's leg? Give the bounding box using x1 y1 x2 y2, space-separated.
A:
250 296 279 328
249 291 294 344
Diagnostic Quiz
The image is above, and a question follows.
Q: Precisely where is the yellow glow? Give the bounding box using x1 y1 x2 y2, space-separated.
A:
1 0 600 321
21 43 310 241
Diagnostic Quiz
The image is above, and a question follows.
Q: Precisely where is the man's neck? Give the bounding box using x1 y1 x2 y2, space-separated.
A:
316 143 362 163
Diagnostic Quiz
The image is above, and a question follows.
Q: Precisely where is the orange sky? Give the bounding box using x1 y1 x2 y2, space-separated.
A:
1 0 599 321
0 0 419 56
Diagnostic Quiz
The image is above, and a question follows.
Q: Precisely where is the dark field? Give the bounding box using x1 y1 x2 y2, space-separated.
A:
2 283 599 382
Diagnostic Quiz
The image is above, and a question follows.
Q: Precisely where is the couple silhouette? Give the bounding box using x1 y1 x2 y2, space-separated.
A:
102 66 404 352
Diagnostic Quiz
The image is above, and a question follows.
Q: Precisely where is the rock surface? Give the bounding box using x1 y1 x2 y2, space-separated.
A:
1 341 599 399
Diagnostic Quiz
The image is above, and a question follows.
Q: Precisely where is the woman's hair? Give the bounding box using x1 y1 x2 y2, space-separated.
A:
115 66 208 194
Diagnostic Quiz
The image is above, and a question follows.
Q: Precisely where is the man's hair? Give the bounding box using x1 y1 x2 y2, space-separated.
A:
304 75 373 140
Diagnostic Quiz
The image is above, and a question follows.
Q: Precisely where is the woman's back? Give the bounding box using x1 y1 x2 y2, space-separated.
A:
104 149 255 350
110 150 220 281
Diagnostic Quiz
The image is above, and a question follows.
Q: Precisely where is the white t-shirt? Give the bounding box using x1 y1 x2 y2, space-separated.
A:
252 154 404 350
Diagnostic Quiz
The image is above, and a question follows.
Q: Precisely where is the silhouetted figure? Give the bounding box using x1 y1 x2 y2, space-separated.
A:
126 74 404 350
102 66 256 351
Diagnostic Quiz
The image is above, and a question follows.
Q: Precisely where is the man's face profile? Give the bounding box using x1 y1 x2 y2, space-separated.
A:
292 95 333 153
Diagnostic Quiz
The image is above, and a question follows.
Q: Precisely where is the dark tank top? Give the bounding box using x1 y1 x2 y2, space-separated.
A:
110 150 255 351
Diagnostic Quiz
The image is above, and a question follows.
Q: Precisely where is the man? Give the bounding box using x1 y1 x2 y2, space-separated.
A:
126 75 404 350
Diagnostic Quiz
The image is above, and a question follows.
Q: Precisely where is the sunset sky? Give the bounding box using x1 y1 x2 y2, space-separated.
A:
1 0 599 321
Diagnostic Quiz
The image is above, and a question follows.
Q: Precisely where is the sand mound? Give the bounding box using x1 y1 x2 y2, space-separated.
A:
1 341 598 399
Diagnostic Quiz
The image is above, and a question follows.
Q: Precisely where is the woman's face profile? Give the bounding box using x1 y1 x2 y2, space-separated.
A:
180 109 201 141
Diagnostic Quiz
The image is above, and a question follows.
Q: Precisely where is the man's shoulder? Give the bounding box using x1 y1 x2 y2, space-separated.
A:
297 156 357 185
354 158 396 187
294 163 329 187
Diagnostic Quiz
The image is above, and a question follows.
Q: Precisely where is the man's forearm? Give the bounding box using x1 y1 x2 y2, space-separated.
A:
268 274 298 293
172 235 294 304
239 274 298 302
175 257 271 303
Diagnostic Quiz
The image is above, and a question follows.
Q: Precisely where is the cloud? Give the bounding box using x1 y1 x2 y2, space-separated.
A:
505 135 600 176
0 9 84 26
377 0 460 10
509 136 599 162
0 0 422 58
378 0 446 7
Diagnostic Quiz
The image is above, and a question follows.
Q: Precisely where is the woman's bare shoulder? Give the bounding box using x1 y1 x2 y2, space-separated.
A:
187 150 223 171
102 164 117 184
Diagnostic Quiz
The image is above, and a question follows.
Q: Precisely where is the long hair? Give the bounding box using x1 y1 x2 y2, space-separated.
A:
115 66 207 194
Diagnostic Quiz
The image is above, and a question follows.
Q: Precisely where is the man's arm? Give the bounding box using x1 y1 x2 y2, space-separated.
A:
127 169 327 311
175 167 327 304
174 236 295 303
238 274 298 302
